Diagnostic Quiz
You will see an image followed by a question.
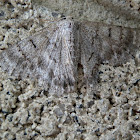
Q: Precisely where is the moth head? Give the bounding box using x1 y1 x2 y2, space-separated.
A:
58 19 74 30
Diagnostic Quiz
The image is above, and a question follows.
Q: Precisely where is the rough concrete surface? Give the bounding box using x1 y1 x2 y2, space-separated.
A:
0 0 140 140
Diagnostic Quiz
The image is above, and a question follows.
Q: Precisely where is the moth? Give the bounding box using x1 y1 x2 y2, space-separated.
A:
0 19 139 95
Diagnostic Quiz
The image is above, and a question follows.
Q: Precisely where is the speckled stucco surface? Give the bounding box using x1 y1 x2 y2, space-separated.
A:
0 0 140 140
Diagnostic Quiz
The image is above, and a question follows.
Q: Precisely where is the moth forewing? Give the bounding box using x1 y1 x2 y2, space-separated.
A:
0 19 77 95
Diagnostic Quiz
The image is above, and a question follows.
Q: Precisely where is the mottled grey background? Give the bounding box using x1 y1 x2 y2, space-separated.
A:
0 0 139 140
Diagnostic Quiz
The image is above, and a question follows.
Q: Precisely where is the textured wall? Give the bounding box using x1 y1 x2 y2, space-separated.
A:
32 0 140 27
0 0 140 140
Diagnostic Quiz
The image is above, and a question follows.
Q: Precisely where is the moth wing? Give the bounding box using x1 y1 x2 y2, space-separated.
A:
79 21 140 85
0 25 54 79
0 20 77 95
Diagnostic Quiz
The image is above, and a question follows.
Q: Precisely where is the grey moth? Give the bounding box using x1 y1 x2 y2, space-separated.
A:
0 19 139 95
